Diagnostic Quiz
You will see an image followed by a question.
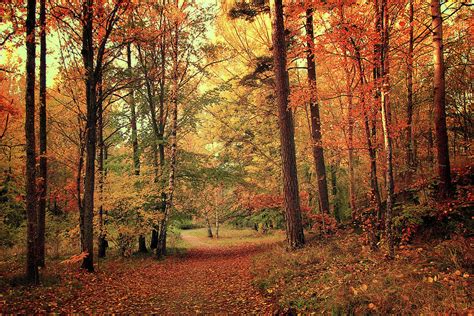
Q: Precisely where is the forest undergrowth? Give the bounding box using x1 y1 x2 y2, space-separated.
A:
252 168 474 314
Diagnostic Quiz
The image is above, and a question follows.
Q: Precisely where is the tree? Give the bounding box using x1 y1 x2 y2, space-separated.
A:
97 73 108 258
81 0 96 272
431 0 451 198
271 0 304 249
405 0 415 179
304 7 330 215
156 2 180 258
37 0 47 268
80 0 125 271
379 0 394 258
25 0 39 283
132 3 168 249
126 43 147 254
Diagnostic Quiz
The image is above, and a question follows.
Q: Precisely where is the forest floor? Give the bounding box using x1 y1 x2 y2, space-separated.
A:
1 227 472 314
253 230 473 314
0 228 283 314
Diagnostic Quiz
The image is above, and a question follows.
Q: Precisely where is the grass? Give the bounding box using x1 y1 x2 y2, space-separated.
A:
252 230 473 314
180 226 285 248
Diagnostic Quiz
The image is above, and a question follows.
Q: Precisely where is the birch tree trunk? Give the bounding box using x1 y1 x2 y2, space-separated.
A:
128 43 140 177
156 8 179 258
380 0 394 258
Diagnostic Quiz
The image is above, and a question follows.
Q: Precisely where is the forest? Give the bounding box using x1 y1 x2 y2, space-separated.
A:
0 0 472 313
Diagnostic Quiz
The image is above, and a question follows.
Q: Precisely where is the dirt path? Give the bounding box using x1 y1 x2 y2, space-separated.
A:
181 231 214 248
1 239 277 314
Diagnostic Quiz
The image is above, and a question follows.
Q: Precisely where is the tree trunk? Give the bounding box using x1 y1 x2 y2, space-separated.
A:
127 44 147 253
339 6 357 219
127 43 140 176
380 0 394 258
136 43 160 181
371 0 383 235
330 164 340 222
431 0 452 198
149 10 168 248
427 107 434 167
77 127 85 248
25 0 39 283
157 13 179 258
158 14 167 174
37 0 47 268
206 216 213 238
271 0 304 249
304 8 330 215
150 230 158 249
138 235 148 253
405 0 415 179
215 210 219 239
346 74 357 217
81 0 96 272
351 40 383 232
97 76 107 259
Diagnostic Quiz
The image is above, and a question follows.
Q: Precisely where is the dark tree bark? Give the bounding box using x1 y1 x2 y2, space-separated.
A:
77 125 85 246
127 43 147 253
338 5 357 219
81 0 96 272
305 8 330 215
330 164 340 222
351 41 383 225
25 0 39 283
215 210 220 239
206 216 213 238
427 106 434 166
97 75 108 259
135 9 168 247
138 236 148 253
405 0 415 179
150 230 158 249
366 0 384 251
271 0 304 249
345 70 357 217
431 0 452 198
153 15 167 250
37 0 47 268
79 0 123 270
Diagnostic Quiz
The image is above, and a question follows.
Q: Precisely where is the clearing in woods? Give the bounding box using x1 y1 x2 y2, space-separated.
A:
0 228 283 313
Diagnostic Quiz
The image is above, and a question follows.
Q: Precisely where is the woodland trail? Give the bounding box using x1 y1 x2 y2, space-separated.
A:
181 231 214 248
1 233 277 314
